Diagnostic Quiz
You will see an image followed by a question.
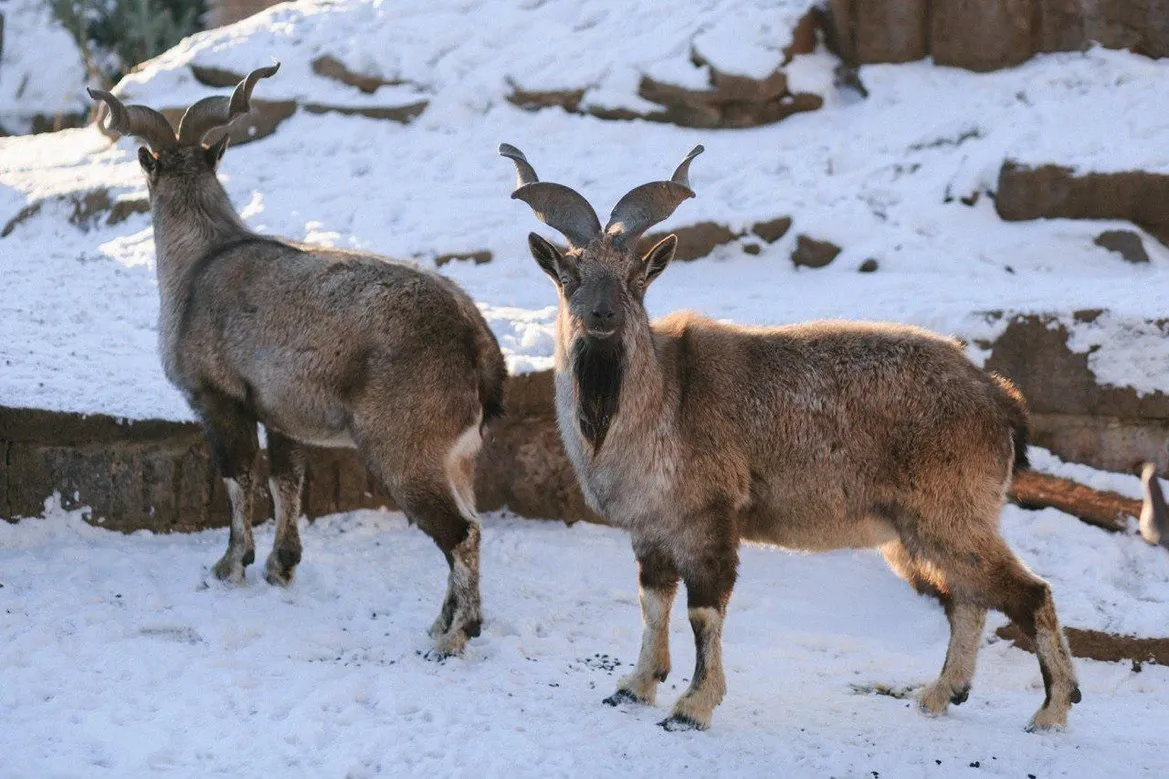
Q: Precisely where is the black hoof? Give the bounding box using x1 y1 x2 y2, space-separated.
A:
241 548 256 567
603 689 640 707
950 685 971 705
275 546 301 570
423 649 452 663
658 714 704 732
463 619 482 639
1070 686 1082 705
654 670 669 683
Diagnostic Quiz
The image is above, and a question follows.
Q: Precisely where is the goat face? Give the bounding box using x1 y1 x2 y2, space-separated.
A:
501 142 702 344
527 233 679 343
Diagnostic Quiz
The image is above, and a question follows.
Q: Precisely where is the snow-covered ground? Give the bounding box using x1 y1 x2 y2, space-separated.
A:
2 480 1168 777
2 1 1169 420
0 0 88 133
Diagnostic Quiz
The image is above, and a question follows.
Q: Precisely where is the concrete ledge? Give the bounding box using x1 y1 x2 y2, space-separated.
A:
0 371 596 532
4 311 1166 531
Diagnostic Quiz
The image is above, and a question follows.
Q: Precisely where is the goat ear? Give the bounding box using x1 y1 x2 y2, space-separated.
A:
642 234 677 285
528 232 563 281
204 135 229 169
137 146 157 175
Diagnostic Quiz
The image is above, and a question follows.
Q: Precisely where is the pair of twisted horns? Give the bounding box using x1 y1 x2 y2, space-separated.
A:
88 62 281 151
499 143 704 248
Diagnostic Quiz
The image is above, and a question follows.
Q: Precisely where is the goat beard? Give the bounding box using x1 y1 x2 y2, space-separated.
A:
572 335 625 454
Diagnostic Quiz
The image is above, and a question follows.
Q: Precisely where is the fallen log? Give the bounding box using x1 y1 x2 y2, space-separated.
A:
1008 470 1141 532
996 624 1169 667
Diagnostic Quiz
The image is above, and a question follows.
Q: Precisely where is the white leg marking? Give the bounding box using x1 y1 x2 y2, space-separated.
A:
665 607 726 730
432 521 482 657
611 585 676 705
212 477 254 584
444 415 483 522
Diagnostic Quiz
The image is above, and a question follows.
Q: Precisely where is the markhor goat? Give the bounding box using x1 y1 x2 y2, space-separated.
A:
501 143 1080 730
89 65 506 656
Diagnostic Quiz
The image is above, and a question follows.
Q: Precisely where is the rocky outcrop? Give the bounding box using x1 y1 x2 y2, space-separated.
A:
980 311 1169 473
996 161 1169 248
828 0 1169 72
181 64 427 146
1 188 148 237
509 11 822 129
0 371 596 533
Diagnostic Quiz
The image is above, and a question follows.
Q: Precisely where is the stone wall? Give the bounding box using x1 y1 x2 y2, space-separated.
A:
828 0 1169 71
0 372 595 533
5 316 1166 532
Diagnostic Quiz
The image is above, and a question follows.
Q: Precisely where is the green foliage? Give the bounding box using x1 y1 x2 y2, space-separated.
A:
51 0 207 83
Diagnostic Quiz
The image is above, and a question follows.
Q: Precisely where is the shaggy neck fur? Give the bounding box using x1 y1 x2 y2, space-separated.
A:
151 175 250 304
572 335 625 452
150 172 252 373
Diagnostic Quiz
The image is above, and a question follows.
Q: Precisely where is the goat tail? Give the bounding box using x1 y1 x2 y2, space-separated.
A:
473 322 507 431
988 371 1030 475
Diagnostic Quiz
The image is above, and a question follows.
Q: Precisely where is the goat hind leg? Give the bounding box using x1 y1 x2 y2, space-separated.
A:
936 537 1079 730
263 431 306 587
397 483 482 658
920 601 986 714
199 392 259 584
881 541 986 715
605 540 678 707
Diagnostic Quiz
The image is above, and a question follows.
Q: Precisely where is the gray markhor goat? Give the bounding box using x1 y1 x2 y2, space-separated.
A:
89 64 505 656
501 143 1080 731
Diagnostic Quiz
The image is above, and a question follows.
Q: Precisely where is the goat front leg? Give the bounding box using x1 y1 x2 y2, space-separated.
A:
198 391 259 584
605 538 679 707
660 535 738 732
264 430 306 586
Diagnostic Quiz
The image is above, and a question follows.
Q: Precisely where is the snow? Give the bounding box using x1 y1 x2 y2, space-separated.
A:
1 1 1168 423
0 0 88 133
7 454 1156 773
1 488 1168 777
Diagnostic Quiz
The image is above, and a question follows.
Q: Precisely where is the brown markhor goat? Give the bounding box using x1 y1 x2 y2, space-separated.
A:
88 65 506 656
500 143 1080 731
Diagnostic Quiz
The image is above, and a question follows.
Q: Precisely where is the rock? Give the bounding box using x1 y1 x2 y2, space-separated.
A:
742 242 762 256
791 235 842 268
981 311 1169 472
1094 230 1150 263
930 0 1033 72
1 189 151 237
826 0 1169 71
858 258 879 272
434 250 492 267
839 0 929 64
301 101 426 123
311 55 406 94
509 10 823 130
751 216 793 243
190 64 244 88
996 160 1169 247
640 222 739 262
108 198 151 225
506 87 585 113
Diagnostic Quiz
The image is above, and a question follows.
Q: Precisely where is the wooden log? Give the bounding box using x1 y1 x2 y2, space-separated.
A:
1008 470 1141 532
996 624 1169 667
